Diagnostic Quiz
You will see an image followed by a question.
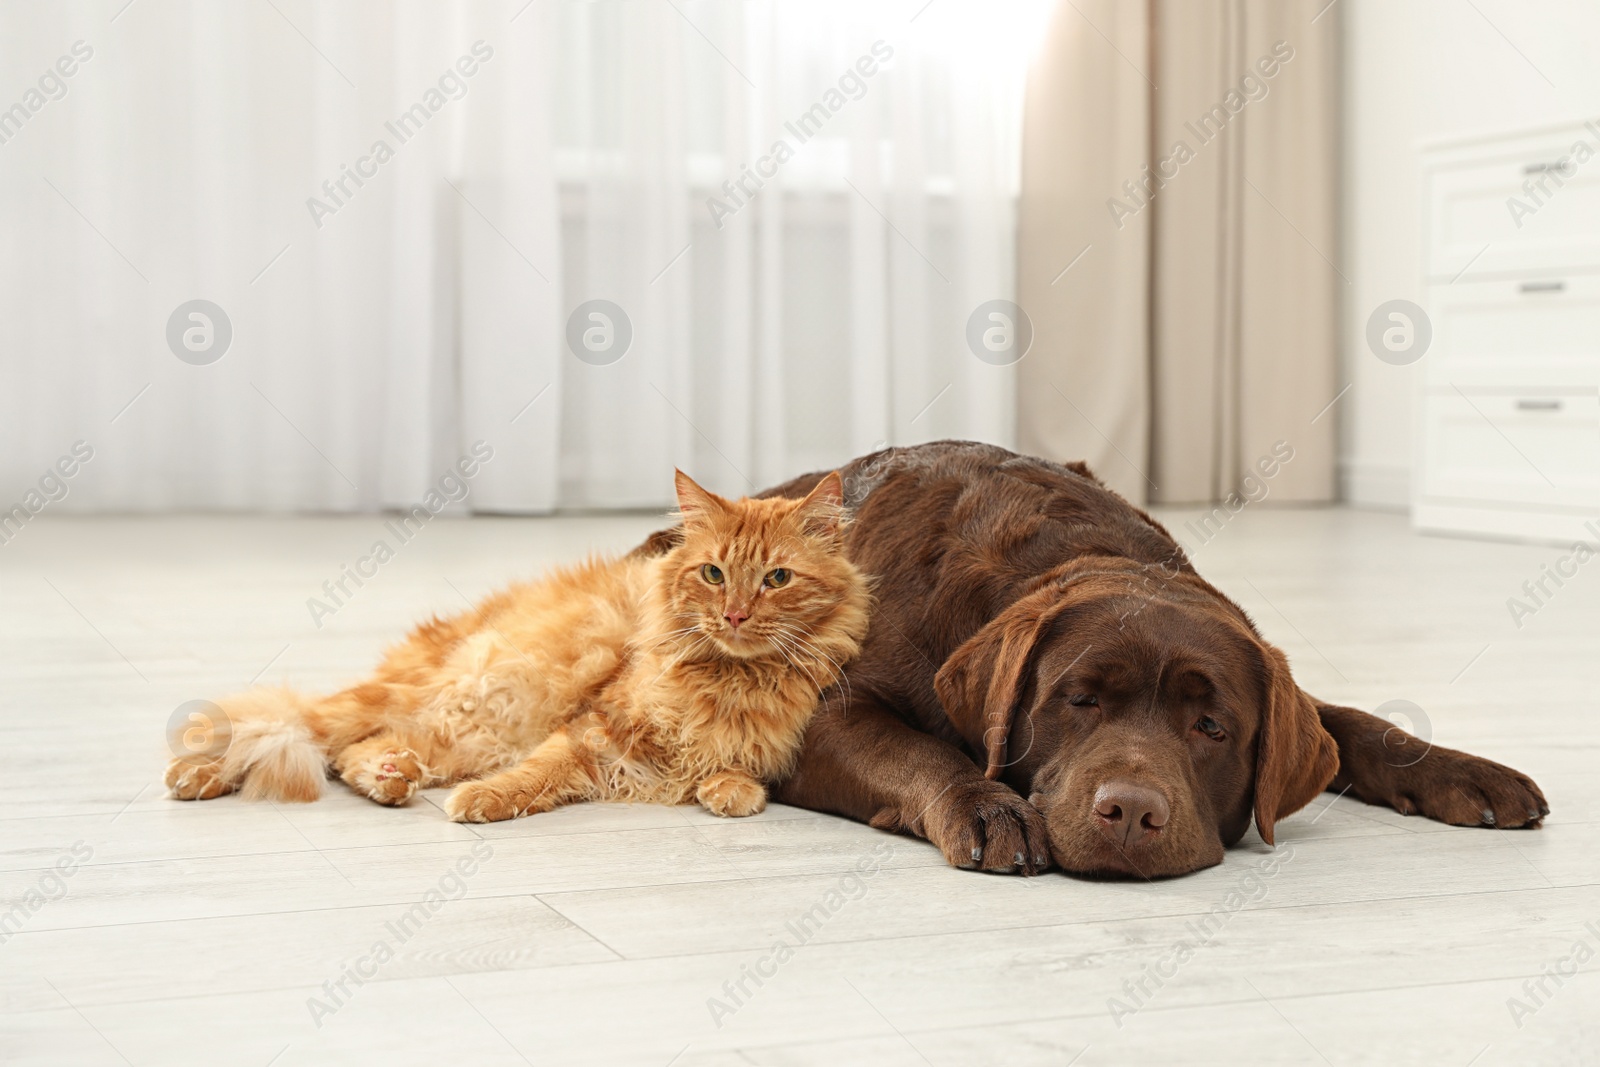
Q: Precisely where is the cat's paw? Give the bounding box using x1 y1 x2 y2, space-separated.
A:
358 749 423 806
697 772 766 818
445 779 552 823
165 758 234 801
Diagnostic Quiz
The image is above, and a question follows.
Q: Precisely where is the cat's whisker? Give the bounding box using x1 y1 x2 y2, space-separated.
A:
769 625 853 711
645 631 698 647
767 634 836 709
767 629 845 712
766 631 828 696
787 639 851 713
786 626 848 679
644 625 702 649
767 624 825 674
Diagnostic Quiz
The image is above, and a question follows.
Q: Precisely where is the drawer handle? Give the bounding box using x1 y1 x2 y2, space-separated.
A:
1519 280 1566 293
1524 160 1574 175
1515 398 1563 411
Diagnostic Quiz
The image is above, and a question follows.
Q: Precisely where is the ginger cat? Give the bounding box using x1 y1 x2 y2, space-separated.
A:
164 471 870 822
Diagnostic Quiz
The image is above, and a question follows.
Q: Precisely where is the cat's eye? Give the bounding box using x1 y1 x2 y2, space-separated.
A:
763 568 791 588
1067 694 1098 707
1195 716 1226 741
701 564 724 585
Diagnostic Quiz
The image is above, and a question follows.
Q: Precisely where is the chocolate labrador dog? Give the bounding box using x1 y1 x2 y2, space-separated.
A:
638 441 1547 877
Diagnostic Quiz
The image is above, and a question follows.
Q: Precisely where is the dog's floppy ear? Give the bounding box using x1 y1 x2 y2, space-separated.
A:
935 586 1071 780
1254 642 1341 846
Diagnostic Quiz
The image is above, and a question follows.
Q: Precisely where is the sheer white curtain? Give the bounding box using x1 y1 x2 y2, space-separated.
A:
0 0 1041 513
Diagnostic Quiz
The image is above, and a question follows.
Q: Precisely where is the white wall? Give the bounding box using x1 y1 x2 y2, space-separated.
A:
1340 0 1600 508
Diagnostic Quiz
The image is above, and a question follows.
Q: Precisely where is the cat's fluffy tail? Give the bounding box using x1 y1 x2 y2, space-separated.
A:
200 687 328 802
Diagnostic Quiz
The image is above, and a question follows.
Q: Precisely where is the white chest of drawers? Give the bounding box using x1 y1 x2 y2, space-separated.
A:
1417 122 1600 546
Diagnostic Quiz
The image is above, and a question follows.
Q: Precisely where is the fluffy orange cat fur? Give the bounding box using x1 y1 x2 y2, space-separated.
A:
163 471 870 822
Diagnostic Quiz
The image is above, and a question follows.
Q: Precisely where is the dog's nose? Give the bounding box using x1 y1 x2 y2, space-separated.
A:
1093 780 1170 849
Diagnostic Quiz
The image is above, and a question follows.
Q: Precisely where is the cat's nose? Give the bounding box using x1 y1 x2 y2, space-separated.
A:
724 609 749 630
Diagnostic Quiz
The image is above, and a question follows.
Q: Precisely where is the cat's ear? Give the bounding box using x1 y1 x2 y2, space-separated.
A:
794 471 846 538
674 469 733 526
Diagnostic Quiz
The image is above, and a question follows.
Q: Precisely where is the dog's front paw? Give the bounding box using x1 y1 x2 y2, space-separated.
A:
696 771 766 818
924 779 1051 875
1371 746 1548 829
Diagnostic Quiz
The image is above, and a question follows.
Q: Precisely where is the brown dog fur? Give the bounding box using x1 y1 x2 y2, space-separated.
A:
637 441 1548 877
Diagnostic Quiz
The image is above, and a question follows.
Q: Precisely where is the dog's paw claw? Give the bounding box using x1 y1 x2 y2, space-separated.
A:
928 781 1052 876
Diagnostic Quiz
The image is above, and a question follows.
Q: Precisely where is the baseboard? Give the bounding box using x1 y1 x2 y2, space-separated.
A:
1414 501 1600 548
1340 460 1411 511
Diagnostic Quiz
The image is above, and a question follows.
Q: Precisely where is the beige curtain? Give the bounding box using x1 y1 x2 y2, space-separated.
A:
1019 0 1339 506
1016 0 1152 504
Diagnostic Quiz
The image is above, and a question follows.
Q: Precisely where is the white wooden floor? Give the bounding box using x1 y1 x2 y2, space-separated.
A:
2 507 1596 1066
